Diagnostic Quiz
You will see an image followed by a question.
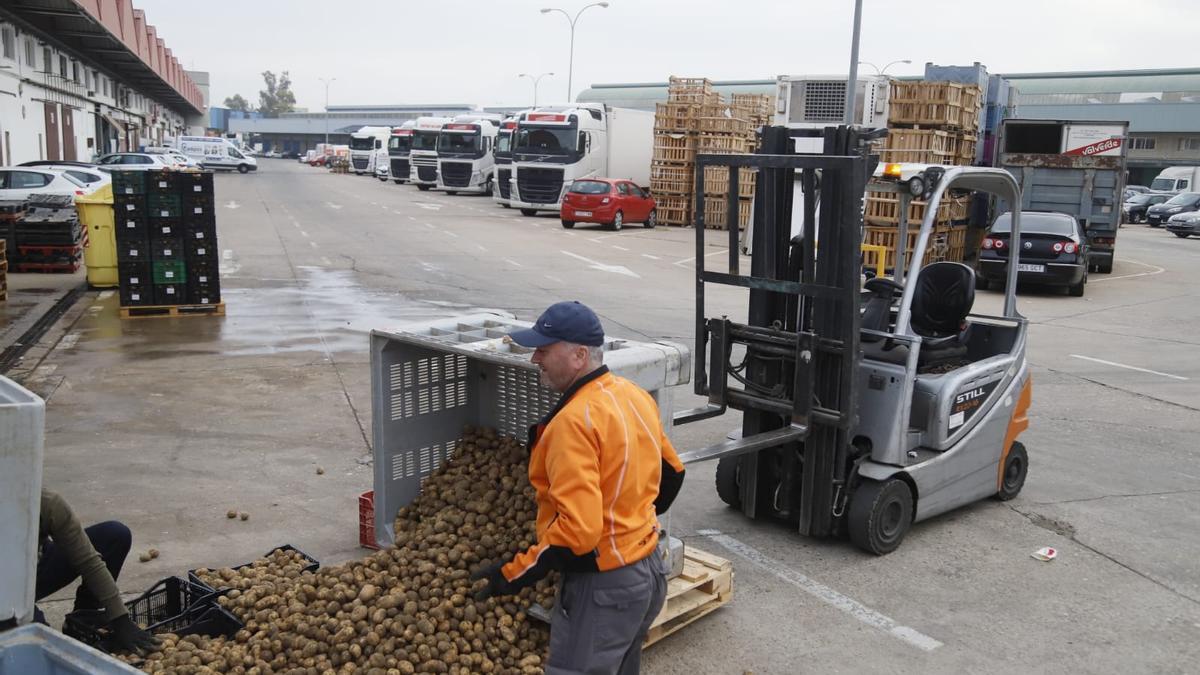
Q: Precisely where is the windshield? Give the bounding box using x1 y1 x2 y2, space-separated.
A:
1128 194 1155 204
349 136 375 151
59 172 86 188
388 136 412 152
438 131 480 154
496 133 512 154
515 126 577 154
1164 192 1200 206
991 213 1076 236
1150 178 1177 191
412 130 439 151
569 180 611 194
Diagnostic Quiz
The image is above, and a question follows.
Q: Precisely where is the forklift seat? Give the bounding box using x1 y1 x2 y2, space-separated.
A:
911 262 975 365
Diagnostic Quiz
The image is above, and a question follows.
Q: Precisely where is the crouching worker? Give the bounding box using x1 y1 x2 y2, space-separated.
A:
472 301 686 675
36 489 159 654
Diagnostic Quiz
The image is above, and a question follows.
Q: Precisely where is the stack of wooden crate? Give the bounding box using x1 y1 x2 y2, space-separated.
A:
650 77 761 230
862 80 982 269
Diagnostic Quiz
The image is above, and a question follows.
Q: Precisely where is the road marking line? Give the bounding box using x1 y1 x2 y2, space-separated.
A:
308 241 318 249
561 250 640 278
588 237 606 243
408 216 417 221
300 230 309 238
1090 258 1166 283
642 254 661 260
98 290 114 299
424 223 437 229
610 245 629 251
58 332 81 350
503 258 524 268
1069 354 1188 381
545 274 563 283
476 245 488 252
321 256 332 266
444 230 459 238
697 530 943 652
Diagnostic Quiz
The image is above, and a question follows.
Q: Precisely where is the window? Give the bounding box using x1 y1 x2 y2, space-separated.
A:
41 47 50 72
1178 138 1200 152
616 182 631 195
11 171 52 189
102 77 109 97
1131 137 1156 151
1 26 15 60
24 39 34 68
58 54 67 77
72 61 80 84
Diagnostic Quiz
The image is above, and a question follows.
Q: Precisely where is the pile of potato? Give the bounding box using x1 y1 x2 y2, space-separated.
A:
127 427 554 675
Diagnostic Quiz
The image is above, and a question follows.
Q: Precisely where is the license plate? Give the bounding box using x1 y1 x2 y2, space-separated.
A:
1017 263 1045 273
576 211 592 217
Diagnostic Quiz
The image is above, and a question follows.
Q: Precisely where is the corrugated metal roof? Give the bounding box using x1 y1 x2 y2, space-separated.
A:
1000 68 1200 94
1013 103 1200 133
576 80 776 110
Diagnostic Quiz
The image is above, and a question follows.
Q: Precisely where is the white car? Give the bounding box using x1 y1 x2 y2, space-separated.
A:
95 153 175 171
0 167 93 200
17 162 111 189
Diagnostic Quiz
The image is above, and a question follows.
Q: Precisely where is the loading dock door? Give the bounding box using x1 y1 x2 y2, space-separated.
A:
44 103 61 161
62 106 77 161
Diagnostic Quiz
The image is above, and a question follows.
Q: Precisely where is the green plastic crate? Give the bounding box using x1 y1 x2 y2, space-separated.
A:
152 260 187 285
147 193 181 219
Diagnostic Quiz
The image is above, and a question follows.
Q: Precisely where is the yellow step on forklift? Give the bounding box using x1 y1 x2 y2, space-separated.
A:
675 126 1031 554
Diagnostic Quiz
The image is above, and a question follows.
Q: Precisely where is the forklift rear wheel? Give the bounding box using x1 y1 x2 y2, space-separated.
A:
520 209 538 217
847 478 913 555
995 442 1028 501
561 220 575 229
715 457 741 508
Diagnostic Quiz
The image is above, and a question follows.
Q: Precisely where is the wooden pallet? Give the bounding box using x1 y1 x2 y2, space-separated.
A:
696 133 752 154
644 547 733 648
702 166 757 198
865 191 970 226
119 302 226 319
862 224 968 270
700 197 753 230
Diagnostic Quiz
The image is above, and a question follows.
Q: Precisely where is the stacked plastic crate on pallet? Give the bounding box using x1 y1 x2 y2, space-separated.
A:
180 171 220 305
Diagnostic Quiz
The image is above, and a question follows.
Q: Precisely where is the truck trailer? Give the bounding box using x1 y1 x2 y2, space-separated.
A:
509 104 654 216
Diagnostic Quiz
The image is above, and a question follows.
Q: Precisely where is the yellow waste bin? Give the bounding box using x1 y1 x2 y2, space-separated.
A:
75 184 118 288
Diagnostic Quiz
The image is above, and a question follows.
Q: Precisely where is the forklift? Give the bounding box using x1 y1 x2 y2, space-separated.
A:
675 126 1032 554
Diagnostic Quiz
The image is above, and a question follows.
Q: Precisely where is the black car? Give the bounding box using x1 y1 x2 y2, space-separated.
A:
1146 192 1200 227
1123 192 1172 223
977 211 1088 297
1123 185 1150 201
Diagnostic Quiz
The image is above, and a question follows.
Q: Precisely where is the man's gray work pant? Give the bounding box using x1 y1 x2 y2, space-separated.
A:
546 549 668 675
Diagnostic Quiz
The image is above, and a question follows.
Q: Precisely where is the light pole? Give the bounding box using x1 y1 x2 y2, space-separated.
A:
518 72 554 109
843 0 863 125
859 59 912 77
318 77 336 146
540 2 609 103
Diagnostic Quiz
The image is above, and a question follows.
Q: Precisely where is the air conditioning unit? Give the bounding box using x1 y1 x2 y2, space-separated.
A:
773 75 890 130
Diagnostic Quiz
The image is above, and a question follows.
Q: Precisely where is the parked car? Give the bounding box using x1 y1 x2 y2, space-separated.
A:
1165 211 1200 238
977 211 1088 297
281 151 302 160
1145 192 1200 227
1123 185 1150 201
0 167 93 200
17 161 110 189
308 154 330 167
95 152 175 171
560 178 657 231
1123 192 1172 223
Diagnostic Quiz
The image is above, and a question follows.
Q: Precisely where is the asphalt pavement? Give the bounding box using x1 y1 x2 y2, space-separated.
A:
30 160 1200 673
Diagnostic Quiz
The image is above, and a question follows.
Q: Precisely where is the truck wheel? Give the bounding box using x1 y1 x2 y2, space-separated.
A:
446 191 457 196
393 179 404 184
238 164 250 174
715 457 741 508
995 442 1028 501
502 203 511 209
520 209 538 217
417 185 431 192
847 478 913 555
607 210 624 231
1174 232 1190 238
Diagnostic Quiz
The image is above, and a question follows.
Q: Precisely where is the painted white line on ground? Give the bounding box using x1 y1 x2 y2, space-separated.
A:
1069 354 1188 381
503 258 524 268
324 202 343 210
610 245 630 251
561 250 640 278
563 231 577 237
444 230 459 238
1090 258 1166 283
588 237 606 243
697 530 943 652
408 216 417 221
545 275 564 284
58 332 81 350
476 245 488 252
641 254 661 260
673 249 727 267
223 201 240 209
300 230 309 238
308 241 318 249
320 256 332 266
417 260 438 272
98 290 114 300
424 223 437 229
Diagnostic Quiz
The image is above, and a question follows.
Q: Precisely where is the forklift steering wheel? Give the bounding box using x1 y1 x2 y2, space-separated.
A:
864 277 904 298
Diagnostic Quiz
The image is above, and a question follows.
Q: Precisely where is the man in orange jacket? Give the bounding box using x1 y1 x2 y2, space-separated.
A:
472 301 685 675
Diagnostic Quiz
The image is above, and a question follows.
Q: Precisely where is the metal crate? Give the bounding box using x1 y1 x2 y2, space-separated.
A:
1 376 45 625
370 312 689 548
0 623 141 674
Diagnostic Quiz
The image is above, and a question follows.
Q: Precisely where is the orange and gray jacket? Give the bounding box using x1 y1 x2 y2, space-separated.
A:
500 366 685 588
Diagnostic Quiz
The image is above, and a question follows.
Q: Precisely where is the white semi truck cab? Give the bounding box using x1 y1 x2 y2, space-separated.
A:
349 126 392 175
409 116 453 191
387 121 416 185
509 104 654 216
493 118 518 207
436 114 502 195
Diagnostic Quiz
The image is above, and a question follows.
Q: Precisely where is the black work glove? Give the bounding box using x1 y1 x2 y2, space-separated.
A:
108 614 161 654
470 561 515 602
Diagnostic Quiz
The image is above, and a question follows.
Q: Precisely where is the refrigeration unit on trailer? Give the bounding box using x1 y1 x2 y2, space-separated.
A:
509 104 653 216
436 114 502 195
409 117 453 191
493 117 518 207
774 75 891 152
176 136 258 173
388 121 416 185
349 126 392 175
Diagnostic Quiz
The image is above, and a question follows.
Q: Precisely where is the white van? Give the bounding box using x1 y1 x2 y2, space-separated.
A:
1150 166 1200 193
176 136 258 173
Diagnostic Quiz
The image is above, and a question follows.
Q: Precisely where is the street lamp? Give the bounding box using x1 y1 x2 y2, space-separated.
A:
518 72 554 109
318 77 336 146
859 59 912 76
540 2 609 102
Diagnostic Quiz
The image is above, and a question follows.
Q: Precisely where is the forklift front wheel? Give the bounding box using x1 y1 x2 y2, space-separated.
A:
847 478 913 555
715 457 741 508
995 442 1028 501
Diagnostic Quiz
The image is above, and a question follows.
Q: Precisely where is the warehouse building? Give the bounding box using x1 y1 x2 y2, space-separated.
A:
0 0 205 165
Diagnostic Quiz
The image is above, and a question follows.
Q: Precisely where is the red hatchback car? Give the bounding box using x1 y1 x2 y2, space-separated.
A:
560 178 657 230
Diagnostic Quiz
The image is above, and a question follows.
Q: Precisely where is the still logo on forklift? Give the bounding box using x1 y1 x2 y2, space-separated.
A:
955 387 987 406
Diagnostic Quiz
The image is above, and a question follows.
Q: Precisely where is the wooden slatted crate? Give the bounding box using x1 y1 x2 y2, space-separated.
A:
656 194 692 226
702 166 757 198
650 162 695 196
653 133 696 164
696 133 752 154
697 115 752 135
667 76 716 104
877 128 956 164
862 224 968 271
643 547 733 648
701 197 753 230
655 102 698 133
865 192 970 226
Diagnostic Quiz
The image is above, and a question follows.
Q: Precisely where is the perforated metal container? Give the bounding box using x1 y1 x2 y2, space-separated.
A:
0 376 45 625
0 623 141 674
370 312 689 548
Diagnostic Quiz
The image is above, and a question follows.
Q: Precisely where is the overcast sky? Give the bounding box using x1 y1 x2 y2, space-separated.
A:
136 0 1197 112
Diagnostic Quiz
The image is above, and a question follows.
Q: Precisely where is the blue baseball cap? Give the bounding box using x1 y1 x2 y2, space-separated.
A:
510 301 605 348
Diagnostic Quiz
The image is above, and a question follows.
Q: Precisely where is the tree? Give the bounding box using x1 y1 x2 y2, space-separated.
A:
258 70 297 118
223 94 252 112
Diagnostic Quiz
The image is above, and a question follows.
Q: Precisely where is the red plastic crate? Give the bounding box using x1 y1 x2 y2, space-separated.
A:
359 490 379 550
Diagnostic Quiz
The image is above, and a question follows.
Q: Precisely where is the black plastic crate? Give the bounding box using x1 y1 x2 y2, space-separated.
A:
185 237 218 262
184 222 217 243
145 170 178 194
113 195 146 217
115 215 147 240
150 237 184 261
188 545 320 594
147 194 181 219
62 577 240 654
188 282 221 305
188 261 220 286
119 262 150 286
110 170 146 196
119 282 154 307
182 192 215 212
177 171 215 196
147 218 182 240
154 283 184 305
117 238 151 263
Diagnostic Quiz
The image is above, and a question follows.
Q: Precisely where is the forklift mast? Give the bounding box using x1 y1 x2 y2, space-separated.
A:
676 125 879 537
